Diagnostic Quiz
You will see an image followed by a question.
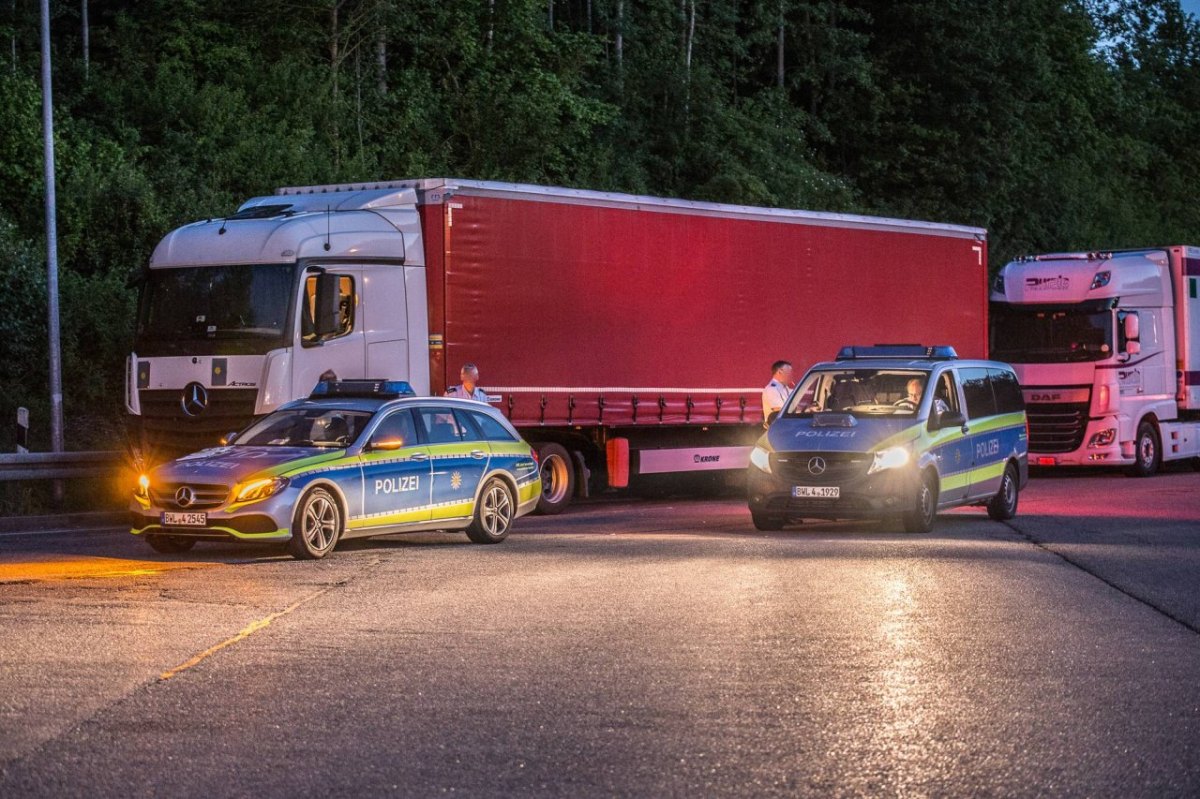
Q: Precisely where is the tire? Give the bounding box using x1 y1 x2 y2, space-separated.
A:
466 478 516 544
1127 421 1161 478
751 511 785 531
987 462 1020 521
902 470 939 533
145 534 196 554
287 487 342 560
535 442 574 515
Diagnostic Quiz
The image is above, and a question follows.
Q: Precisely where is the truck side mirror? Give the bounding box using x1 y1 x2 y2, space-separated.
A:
1123 312 1140 342
314 273 341 338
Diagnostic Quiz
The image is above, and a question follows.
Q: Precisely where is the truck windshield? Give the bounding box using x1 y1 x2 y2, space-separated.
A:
135 264 294 356
784 370 929 417
990 303 1113 363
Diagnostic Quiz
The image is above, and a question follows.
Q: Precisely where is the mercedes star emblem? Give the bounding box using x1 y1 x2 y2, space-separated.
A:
175 486 196 508
807 456 827 476
181 382 209 417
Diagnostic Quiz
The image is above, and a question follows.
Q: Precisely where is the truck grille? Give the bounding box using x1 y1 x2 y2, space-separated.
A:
1027 402 1088 453
137 388 258 456
770 451 870 485
150 482 230 510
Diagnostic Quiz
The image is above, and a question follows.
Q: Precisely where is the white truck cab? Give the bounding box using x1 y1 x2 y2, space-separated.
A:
989 247 1200 474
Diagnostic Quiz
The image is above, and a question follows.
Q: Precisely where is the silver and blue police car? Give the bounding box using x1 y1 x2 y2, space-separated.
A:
748 346 1029 532
131 381 542 559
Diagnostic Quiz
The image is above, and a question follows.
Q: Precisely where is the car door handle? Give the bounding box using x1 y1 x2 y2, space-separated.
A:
410 452 429 461
470 450 486 459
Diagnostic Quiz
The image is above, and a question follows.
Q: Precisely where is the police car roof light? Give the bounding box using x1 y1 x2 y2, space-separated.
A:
836 345 958 361
309 379 416 399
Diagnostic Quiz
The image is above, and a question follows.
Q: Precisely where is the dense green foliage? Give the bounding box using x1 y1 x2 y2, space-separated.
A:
1 0 1199 455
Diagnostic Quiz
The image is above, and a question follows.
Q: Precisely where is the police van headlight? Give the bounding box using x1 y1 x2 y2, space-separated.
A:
750 446 772 474
868 446 911 475
233 476 290 503
134 474 151 499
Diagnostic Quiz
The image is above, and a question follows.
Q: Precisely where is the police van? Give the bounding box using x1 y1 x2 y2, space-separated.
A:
747 346 1028 532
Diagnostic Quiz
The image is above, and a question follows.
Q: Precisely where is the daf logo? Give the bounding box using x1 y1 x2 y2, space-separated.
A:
175 486 196 508
180 382 209 417
807 457 827 476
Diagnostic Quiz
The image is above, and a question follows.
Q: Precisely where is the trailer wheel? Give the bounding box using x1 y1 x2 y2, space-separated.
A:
1127 421 1161 478
535 443 574 515
145 534 196 554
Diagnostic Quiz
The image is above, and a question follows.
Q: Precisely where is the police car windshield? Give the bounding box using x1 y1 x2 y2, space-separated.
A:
236 408 373 448
784 369 930 417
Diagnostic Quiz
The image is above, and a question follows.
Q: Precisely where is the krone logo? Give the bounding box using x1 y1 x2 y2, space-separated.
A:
181 382 209 417
807 456 827 476
175 486 196 508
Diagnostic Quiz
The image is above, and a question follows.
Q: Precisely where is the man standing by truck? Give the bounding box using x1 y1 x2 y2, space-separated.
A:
762 360 794 424
446 363 490 403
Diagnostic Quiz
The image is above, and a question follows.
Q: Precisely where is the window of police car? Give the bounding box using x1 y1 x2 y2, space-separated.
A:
468 410 516 441
786 370 929 417
238 408 373 448
960 367 1025 420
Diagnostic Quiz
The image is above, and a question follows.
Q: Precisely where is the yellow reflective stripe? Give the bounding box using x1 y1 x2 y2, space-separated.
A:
940 471 971 492
964 412 1026 436
348 508 431 529
431 501 474 519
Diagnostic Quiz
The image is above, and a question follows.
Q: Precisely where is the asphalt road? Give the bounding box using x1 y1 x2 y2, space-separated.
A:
1 470 1198 797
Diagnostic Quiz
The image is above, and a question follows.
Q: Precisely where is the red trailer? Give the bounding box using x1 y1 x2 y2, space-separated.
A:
131 179 987 512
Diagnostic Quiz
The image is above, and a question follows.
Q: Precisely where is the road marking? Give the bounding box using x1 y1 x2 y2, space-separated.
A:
159 586 333 681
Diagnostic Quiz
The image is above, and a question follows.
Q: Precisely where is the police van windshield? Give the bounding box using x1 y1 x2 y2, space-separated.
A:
135 264 294 356
237 408 374 448
784 370 930 418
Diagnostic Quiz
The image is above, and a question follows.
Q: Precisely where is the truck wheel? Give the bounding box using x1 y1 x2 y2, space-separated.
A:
987 463 1020 521
751 511 785 531
145 534 196 554
535 442 574 515
287 487 342 560
1128 421 1161 478
466 478 515 544
902 471 938 533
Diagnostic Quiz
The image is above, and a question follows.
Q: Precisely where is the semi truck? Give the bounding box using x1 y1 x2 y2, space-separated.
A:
989 247 1200 475
127 178 989 512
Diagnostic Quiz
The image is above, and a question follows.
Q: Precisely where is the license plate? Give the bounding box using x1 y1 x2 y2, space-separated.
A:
161 511 207 527
792 486 839 499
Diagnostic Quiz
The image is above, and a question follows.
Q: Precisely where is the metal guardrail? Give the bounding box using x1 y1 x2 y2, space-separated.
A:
0 451 125 481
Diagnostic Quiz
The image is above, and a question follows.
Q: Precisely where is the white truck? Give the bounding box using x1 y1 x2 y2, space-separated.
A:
989 246 1200 475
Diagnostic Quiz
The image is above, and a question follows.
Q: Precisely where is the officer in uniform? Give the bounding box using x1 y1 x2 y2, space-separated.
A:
445 362 490 403
761 360 794 424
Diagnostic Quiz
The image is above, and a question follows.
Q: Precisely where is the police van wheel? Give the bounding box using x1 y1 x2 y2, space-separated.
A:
535 443 574 515
902 472 938 534
751 511 785 531
145 534 196 554
1128 421 1161 478
987 463 1020 521
288 487 342 560
467 478 515 544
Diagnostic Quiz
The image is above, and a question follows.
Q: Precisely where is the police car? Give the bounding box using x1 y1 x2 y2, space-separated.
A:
131 381 542 559
748 346 1028 532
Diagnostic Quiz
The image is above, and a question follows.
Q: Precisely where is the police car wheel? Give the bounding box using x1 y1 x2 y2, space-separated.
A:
751 511 785 531
288 487 342 560
902 471 938 534
535 443 574 515
467 478 515 544
987 463 1019 521
1128 422 1161 478
145 534 196 554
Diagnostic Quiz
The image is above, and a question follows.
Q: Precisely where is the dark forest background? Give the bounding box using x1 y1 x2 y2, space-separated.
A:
2 0 1199 454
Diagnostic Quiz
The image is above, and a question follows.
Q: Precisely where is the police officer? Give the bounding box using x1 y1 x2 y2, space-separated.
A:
446 362 489 403
762 360 793 423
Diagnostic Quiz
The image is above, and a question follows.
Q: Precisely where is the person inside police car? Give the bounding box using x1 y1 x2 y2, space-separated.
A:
762 360 794 425
446 362 489 403
895 378 924 411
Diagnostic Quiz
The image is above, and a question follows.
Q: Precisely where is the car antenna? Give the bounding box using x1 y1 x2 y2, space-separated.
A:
324 205 332 251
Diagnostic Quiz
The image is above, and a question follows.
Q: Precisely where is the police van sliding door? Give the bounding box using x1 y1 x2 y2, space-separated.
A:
356 409 433 528
960 368 1006 500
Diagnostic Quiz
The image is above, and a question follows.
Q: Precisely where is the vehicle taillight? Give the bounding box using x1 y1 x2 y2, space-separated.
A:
530 447 540 465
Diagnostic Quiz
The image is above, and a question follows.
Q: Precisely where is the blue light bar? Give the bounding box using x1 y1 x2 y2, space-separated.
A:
310 379 416 399
835 345 958 361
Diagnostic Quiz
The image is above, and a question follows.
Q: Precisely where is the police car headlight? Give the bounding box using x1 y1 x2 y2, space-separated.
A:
868 446 911 475
750 446 772 473
134 474 151 499
234 476 290 503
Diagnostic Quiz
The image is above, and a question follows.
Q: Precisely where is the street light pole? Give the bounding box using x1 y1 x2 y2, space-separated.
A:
40 0 64 460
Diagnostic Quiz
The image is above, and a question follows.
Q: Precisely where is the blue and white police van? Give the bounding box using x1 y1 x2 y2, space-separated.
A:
131 381 542 559
747 346 1029 532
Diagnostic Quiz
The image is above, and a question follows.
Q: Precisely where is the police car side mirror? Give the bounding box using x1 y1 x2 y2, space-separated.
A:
365 438 404 452
221 431 238 445
934 410 966 431
766 411 780 426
